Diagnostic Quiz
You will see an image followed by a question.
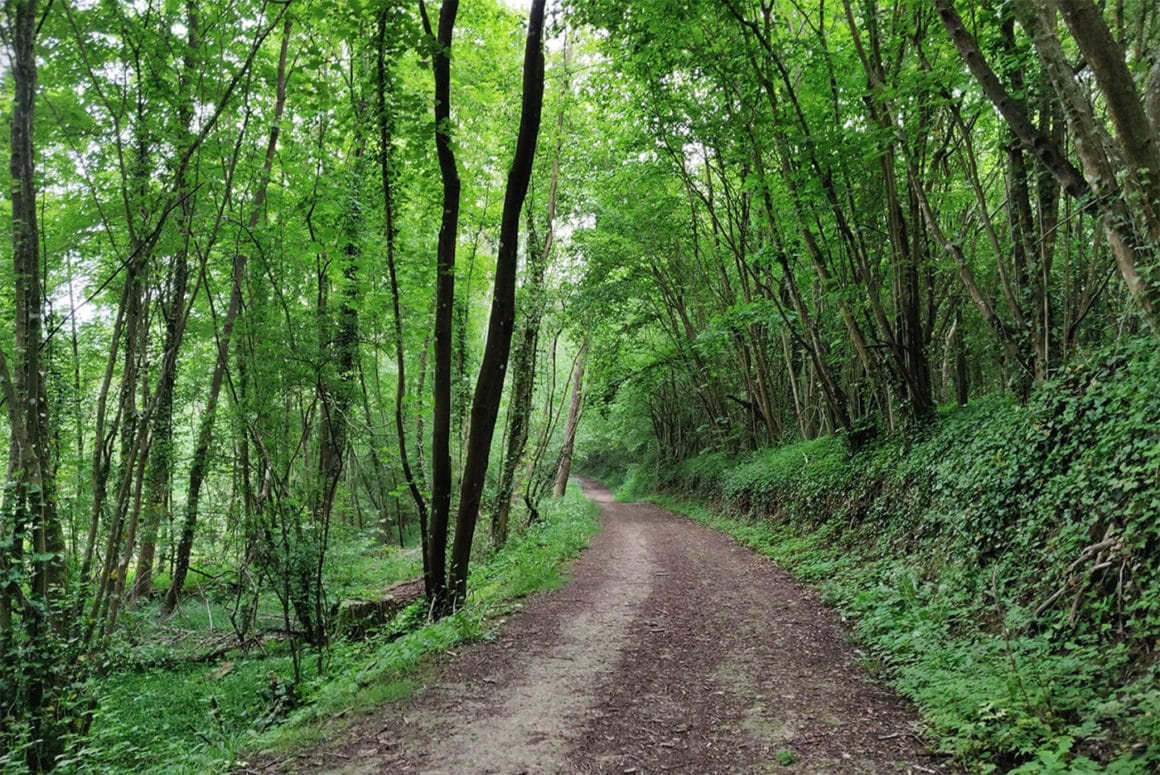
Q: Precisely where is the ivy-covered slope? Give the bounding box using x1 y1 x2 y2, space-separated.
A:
596 339 1160 773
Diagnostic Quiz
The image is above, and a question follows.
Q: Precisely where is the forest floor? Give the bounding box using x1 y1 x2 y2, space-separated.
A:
252 479 958 774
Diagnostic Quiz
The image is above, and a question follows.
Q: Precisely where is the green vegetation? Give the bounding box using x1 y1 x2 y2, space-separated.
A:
28 491 598 775
1 0 587 767
590 340 1160 773
4 0 1160 768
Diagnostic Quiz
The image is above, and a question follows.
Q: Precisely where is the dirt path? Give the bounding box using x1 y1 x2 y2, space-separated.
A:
280 480 956 774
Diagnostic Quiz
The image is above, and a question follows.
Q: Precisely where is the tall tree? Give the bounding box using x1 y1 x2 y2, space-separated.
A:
448 0 547 607
163 18 293 615
131 0 203 604
0 0 68 766
491 33 570 547
421 0 462 611
376 2 430 571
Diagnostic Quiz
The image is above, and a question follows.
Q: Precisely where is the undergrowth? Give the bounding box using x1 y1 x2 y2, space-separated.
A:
30 489 599 775
621 338 1160 774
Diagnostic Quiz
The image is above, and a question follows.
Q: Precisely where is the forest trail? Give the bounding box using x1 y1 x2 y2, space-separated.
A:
280 480 956 774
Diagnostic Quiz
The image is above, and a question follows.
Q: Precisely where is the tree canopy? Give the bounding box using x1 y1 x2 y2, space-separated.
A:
2 0 1159 770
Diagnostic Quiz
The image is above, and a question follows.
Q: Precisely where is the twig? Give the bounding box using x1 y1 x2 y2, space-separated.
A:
1032 527 1121 620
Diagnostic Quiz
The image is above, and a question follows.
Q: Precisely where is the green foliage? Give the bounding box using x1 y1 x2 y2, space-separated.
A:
323 525 423 602
44 488 599 774
55 653 299 774
0 609 92 774
255 487 599 753
670 450 735 496
646 340 1160 773
616 463 659 502
719 437 850 520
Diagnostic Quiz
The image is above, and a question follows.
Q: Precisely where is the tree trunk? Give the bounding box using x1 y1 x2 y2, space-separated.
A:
491 49 568 547
940 0 1160 330
1053 0 1160 229
377 7 429 570
133 0 201 604
421 0 462 614
163 19 291 615
448 0 547 608
553 344 586 498
491 279 540 546
932 0 1088 198
954 308 969 406
0 0 67 765
298 127 366 644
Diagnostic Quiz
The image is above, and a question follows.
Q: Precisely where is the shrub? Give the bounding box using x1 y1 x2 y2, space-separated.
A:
654 338 1160 773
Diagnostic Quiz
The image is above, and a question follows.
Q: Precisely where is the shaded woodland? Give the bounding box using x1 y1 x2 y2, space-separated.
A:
1 0 1159 771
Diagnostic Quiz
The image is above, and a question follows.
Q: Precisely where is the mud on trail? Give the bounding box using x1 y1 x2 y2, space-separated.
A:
275 480 957 774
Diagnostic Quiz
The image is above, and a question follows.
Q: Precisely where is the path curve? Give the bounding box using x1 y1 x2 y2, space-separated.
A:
281 479 955 774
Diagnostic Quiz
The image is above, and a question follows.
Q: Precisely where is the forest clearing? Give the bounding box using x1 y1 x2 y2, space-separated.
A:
2 0 1160 772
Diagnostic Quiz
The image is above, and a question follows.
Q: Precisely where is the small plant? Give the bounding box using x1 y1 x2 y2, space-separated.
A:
776 749 794 766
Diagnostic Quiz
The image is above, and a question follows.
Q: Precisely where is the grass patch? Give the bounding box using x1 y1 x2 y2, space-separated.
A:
45 488 600 775
254 487 600 754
